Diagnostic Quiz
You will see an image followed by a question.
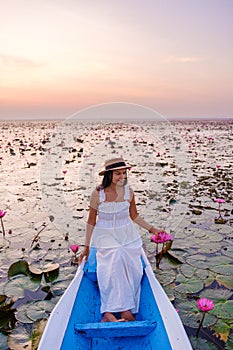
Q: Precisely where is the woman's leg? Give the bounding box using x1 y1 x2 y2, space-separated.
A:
120 310 135 321
101 312 125 322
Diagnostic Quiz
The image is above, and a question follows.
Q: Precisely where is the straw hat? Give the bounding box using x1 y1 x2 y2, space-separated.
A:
99 157 131 176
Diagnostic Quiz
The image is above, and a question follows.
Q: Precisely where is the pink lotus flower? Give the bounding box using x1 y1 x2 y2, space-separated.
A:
0 210 6 218
70 244 80 256
215 198 225 220
151 231 173 244
196 298 214 337
196 298 214 312
215 198 225 204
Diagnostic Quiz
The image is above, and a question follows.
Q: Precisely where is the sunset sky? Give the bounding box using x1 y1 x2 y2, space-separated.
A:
1 0 232 120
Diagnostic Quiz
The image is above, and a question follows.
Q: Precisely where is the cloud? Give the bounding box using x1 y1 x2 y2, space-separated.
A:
0 54 44 68
164 56 202 63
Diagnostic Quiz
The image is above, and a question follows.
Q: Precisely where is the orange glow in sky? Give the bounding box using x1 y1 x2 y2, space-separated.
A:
1 0 233 120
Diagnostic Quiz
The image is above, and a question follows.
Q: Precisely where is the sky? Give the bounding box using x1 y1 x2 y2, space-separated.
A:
0 0 233 120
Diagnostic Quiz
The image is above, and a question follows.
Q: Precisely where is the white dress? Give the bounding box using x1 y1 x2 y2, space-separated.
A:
91 185 143 314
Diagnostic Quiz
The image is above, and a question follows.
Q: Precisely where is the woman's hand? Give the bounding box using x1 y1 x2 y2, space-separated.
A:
78 246 90 265
149 227 160 236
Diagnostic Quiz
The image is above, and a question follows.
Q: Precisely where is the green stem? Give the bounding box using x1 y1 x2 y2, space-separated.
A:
196 312 206 338
1 217 5 238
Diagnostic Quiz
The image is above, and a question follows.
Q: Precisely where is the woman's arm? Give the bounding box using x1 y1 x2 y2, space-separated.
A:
129 191 160 235
78 190 99 264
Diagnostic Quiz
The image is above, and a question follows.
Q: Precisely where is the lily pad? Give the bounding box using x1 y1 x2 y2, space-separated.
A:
209 264 232 276
26 300 54 321
4 276 40 298
213 300 233 319
196 269 212 280
199 288 232 301
16 303 35 324
180 264 196 278
155 269 176 286
225 333 233 350
174 275 204 294
216 275 233 289
190 335 218 350
31 318 48 350
29 262 59 282
166 250 185 265
186 254 209 269
8 260 29 278
7 323 31 349
198 241 222 254
0 331 8 350
210 319 231 343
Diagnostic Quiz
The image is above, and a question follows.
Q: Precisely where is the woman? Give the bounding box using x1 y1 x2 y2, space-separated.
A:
79 157 160 322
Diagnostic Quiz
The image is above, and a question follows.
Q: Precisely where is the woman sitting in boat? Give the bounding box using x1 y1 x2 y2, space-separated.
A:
79 157 160 322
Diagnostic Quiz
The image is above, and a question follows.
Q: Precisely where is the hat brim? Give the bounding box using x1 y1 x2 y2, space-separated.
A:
99 165 131 176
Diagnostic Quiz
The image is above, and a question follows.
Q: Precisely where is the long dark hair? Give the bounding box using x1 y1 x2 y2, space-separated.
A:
97 170 128 190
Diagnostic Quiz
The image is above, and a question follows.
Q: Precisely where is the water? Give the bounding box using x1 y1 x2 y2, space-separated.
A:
0 118 232 349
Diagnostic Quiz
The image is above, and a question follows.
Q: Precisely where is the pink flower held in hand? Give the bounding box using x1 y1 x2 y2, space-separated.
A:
0 210 6 218
151 231 173 244
215 198 225 204
196 298 214 312
70 244 80 255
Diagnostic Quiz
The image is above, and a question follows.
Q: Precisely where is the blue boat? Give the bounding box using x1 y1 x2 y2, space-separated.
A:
38 248 193 349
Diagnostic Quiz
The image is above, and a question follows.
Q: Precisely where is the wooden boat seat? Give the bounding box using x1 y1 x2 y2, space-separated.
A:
74 320 157 338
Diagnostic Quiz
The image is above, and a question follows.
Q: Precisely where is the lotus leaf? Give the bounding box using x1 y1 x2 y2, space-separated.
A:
162 285 175 301
26 300 54 322
0 331 8 350
31 318 48 350
174 276 204 294
29 262 59 275
199 288 232 301
8 260 29 278
7 324 31 349
221 244 233 258
210 319 231 343
155 269 176 286
212 300 233 319
52 266 76 282
186 255 210 269
180 264 196 278
190 335 218 350
196 269 211 280
205 255 232 267
216 275 233 289
165 250 185 265
198 241 221 254
225 333 233 350
15 303 34 324
209 264 232 276
50 279 72 296
4 276 40 298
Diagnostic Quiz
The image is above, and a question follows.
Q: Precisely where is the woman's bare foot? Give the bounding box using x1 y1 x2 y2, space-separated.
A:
120 310 135 321
101 312 125 322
